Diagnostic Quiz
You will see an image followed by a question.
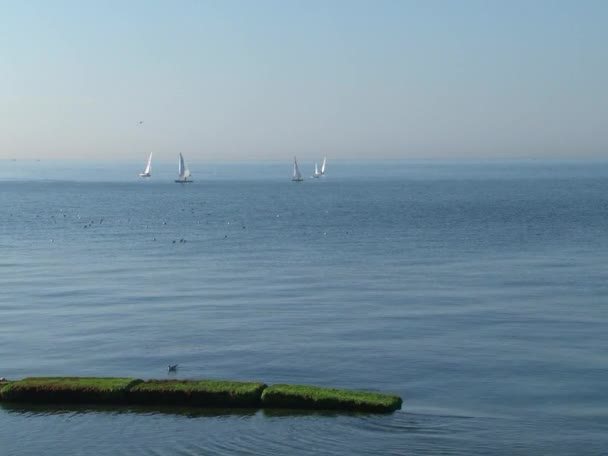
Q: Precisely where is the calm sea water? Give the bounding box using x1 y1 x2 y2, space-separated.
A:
1 160 607 455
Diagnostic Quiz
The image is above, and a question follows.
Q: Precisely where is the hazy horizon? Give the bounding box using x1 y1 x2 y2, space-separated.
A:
2 0 607 161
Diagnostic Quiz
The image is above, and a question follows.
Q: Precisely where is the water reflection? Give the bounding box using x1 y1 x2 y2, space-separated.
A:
0 402 405 419
262 408 371 418
0 402 257 418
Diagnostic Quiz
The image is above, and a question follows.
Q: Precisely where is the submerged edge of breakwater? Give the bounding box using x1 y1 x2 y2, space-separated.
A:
0 377 402 413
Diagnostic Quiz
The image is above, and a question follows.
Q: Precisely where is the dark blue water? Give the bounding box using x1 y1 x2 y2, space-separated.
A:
1 160 607 455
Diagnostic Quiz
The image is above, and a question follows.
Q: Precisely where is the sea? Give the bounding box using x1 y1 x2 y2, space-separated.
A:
0 159 607 455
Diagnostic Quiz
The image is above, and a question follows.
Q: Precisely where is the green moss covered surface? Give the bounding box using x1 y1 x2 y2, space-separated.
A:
261 384 402 413
128 379 267 407
0 377 142 404
0 378 403 413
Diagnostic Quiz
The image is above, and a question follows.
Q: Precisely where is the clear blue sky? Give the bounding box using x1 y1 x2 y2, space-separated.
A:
1 0 606 161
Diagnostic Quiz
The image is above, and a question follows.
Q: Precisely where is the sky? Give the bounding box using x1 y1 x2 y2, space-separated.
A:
0 0 607 161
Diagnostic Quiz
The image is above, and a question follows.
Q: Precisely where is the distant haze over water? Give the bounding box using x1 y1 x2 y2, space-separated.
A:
2 158 608 182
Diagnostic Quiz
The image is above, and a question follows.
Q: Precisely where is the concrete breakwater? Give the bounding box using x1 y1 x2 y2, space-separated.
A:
0 377 402 413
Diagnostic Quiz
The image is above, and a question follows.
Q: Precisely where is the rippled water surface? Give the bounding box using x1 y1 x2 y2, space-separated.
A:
1 160 607 455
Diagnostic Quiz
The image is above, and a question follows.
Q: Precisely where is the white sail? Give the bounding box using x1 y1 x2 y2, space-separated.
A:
313 162 321 178
320 157 326 175
176 153 193 182
144 153 152 174
292 157 303 181
139 153 152 177
178 153 185 177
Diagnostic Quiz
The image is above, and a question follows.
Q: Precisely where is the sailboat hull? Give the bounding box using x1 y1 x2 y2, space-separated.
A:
139 173 151 178
174 180 193 183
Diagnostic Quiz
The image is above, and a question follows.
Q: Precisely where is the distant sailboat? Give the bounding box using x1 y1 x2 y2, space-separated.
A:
313 157 326 178
292 157 304 182
139 153 152 177
313 162 321 178
175 153 193 183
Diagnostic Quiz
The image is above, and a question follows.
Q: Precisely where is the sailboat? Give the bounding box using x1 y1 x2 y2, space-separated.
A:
139 153 152 177
313 162 321 178
292 157 304 182
320 157 327 176
175 153 193 183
